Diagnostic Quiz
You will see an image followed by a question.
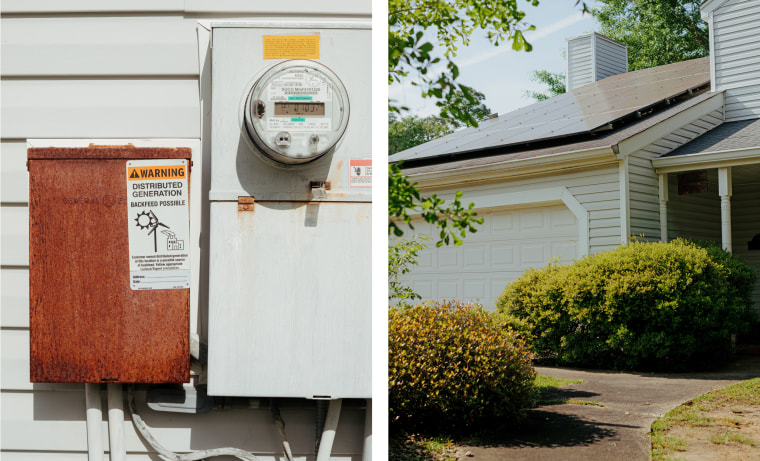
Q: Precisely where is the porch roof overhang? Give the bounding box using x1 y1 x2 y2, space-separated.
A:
652 118 760 174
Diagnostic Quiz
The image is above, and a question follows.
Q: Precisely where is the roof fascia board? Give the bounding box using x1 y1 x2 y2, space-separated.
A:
653 146 760 173
407 146 619 189
615 92 725 157
700 0 731 19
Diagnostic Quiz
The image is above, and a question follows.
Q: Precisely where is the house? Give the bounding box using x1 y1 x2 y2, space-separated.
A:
390 0 760 312
1 2 371 460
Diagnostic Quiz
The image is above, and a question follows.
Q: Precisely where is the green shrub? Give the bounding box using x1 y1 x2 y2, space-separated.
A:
389 301 536 433
496 239 756 371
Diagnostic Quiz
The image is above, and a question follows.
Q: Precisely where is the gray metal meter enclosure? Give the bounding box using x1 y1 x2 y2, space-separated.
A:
207 21 371 399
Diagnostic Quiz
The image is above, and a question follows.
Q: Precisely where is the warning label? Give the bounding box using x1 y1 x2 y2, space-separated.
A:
349 159 372 188
126 159 190 290
263 35 320 60
128 165 186 181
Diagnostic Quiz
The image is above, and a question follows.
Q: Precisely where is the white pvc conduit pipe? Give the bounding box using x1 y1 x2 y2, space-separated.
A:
85 383 104 461
362 399 372 461
315 399 342 461
108 384 127 461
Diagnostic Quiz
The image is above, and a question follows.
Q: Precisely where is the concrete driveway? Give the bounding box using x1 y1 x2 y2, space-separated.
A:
455 354 760 460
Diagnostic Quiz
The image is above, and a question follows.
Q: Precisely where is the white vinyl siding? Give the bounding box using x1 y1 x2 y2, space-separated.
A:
712 0 760 121
566 37 595 90
594 36 628 80
628 109 725 240
450 164 621 253
0 3 369 460
566 32 627 91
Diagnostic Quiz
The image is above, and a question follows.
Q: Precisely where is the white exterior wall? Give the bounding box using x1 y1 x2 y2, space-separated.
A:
394 162 620 308
566 34 595 90
566 32 627 91
419 162 622 254
0 2 370 460
710 0 760 121
628 109 725 240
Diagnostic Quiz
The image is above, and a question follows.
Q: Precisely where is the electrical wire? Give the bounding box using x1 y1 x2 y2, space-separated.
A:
270 401 294 461
127 385 259 461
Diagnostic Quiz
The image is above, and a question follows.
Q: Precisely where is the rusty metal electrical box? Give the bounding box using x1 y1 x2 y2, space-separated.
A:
28 146 191 383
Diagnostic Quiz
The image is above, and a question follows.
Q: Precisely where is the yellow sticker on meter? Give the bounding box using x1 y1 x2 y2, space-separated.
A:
263 35 319 59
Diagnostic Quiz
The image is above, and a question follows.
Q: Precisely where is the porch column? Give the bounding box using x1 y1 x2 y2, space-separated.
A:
718 167 733 252
658 173 668 242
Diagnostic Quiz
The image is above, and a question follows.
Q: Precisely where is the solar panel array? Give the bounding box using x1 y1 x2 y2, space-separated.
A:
391 58 710 164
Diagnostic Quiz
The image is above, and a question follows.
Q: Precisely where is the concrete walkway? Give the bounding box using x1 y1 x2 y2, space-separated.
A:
456 354 760 460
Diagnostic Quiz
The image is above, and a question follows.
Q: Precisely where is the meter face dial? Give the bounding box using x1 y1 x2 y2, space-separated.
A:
274 102 325 117
243 60 350 165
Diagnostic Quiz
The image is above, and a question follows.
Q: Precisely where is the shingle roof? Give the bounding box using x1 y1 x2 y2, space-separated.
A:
401 90 720 176
661 118 760 157
391 57 710 167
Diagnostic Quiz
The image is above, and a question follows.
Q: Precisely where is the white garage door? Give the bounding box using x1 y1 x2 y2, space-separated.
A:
399 204 579 310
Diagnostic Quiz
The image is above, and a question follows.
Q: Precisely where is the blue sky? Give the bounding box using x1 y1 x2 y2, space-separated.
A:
388 0 600 118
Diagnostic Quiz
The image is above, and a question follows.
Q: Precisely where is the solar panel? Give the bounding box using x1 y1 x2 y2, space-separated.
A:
391 58 710 164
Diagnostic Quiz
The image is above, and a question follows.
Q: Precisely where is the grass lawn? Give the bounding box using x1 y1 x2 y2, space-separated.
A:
650 378 760 461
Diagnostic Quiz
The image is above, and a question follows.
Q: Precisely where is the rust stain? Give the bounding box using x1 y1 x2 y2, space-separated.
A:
28 147 190 384
89 143 135 148
28 146 191 160
238 196 255 212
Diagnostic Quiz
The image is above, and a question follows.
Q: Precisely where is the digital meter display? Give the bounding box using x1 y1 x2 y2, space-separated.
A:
243 60 350 165
274 102 326 117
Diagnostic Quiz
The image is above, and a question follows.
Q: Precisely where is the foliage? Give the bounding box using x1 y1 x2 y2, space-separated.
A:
389 0 584 126
389 114 458 155
496 239 756 371
593 0 708 71
388 163 482 246
443 88 493 128
389 235 430 303
389 90 492 155
524 69 566 102
389 301 536 433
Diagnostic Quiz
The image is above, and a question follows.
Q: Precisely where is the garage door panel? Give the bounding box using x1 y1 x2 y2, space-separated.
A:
463 280 486 299
437 280 460 299
490 213 516 235
397 204 579 310
551 207 578 231
492 245 516 268
520 244 547 266
417 248 434 268
520 209 547 232
413 280 434 299
437 247 459 269
463 246 487 269
551 241 578 263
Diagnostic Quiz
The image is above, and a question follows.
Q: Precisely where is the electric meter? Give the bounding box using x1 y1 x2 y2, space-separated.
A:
243 60 350 165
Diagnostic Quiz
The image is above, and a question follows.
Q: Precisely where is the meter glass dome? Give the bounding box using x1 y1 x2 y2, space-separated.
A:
244 60 350 165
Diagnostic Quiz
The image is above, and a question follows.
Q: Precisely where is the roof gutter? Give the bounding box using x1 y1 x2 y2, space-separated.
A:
405 145 619 189
653 146 760 174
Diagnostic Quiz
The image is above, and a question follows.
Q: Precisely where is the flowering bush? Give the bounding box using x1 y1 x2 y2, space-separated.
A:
389 301 535 432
